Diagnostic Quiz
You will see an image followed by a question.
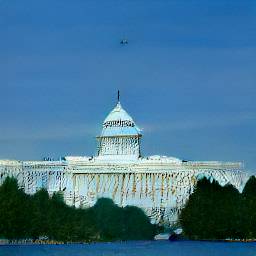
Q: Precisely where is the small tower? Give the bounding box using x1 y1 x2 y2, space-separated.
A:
96 92 142 161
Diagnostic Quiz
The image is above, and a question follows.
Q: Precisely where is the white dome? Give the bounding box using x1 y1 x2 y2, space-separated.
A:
104 102 132 123
100 102 141 137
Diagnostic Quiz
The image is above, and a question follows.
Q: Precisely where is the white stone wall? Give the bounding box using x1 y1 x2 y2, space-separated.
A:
0 160 248 226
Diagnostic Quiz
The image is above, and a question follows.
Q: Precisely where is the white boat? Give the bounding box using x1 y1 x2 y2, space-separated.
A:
154 233 170 240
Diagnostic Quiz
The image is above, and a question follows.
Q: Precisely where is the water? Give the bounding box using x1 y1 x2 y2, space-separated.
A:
0 241 255 256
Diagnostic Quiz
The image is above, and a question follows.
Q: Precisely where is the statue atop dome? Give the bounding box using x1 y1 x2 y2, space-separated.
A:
96 93 142 161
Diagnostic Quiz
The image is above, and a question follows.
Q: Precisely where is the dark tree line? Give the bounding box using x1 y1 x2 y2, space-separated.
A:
0 177 158 242
180 176 256 240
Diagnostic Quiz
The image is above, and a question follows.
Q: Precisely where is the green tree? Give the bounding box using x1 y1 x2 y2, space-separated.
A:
30 189 50 238
0 177 157 241
242 176 256 238
0 177 33 239
92 198 124 240
123 206 156 240
180 178 244 240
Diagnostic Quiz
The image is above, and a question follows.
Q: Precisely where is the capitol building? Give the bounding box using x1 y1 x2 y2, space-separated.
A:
0 96 248 226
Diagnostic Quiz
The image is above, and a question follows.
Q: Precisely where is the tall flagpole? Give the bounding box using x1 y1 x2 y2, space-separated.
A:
118 90 120 102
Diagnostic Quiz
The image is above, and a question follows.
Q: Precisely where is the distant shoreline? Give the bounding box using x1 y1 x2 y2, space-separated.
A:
0 239 97 245
1 239 256 245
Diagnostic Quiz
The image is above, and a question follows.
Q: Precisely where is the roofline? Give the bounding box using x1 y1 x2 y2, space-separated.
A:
96 134 142 139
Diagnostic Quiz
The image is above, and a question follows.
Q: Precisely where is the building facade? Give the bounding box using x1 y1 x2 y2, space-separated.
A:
0 98 249 226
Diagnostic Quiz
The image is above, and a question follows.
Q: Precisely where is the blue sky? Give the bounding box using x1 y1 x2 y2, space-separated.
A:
0 0 255 173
